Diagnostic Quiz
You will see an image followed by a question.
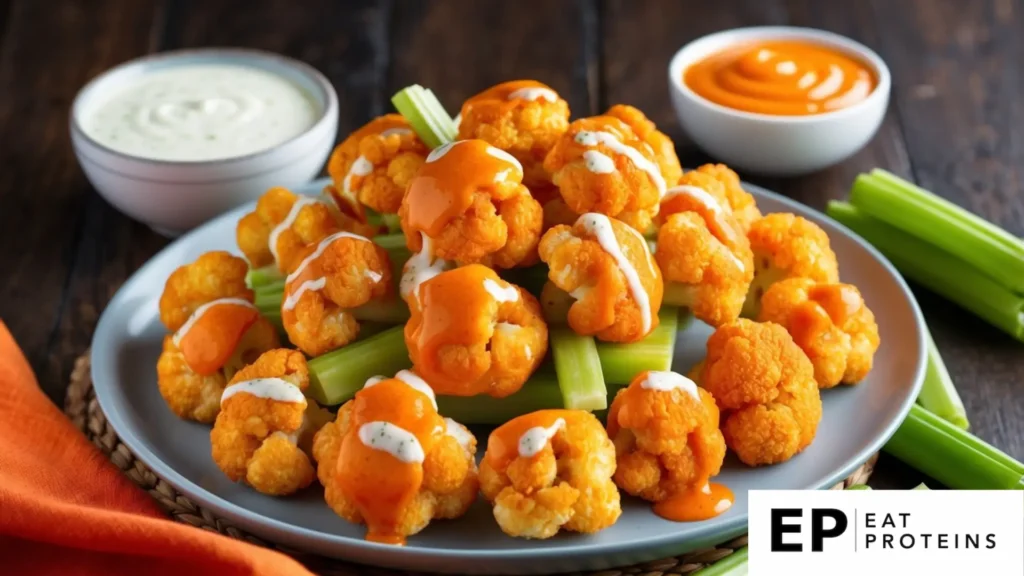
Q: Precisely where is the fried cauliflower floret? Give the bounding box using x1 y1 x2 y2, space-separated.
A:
405 265 547 397
759 278 880 388
156 251 278 422
313 377 479 544
694 164 762 232
656 173 754 327
458 80 571 189
605 105 683 187
539 213 663 342
480 410 620 539
399 140 543 269
744 213 840 318
210 349 321 496
694 319 822 466
607 371 726 502
282 232 392 356
327 114 428 215
544 116 664 232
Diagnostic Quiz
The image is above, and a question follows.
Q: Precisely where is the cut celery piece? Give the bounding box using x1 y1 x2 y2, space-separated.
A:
550 328 606 410
391 85 457 149
916 328 969 430
307 326 411 406
352 298 410 324
372 232 408 252
437 376 627 425
246 265 284 289
382 213 402 234
691 548 748 576
661 282 695 308
596 307 682 384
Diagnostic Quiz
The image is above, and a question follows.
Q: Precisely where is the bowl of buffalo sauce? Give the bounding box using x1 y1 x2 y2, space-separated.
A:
669 27 890 176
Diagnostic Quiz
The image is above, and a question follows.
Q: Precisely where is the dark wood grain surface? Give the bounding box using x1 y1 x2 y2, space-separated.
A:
0 0 1020 492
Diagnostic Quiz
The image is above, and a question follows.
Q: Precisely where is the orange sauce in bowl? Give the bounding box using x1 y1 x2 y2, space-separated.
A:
684 40 876 116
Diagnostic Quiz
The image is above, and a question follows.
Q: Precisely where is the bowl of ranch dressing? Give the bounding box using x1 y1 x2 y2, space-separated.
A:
71 48 338 236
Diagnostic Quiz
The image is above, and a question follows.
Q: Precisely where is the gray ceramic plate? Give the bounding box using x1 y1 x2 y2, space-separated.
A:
91 178 926 575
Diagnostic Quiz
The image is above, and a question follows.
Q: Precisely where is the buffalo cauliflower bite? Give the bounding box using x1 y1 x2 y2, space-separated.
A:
607 371 727 506
399 139 543 269
157 251 279 422
759 278 880 388
544 116 666 233
539 213 663 342
327 114 428 215
694 319 822 466
656 172 754 327
236 186 375 274
479 409 620 539
281 231 392 356
694 163 762 232
210 349 329 495
312 373 478 544
743 213 840 318
458 80 571 189
405 264 547 397
605 104 683 188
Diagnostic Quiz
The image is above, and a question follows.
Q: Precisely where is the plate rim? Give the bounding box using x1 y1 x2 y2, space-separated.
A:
90 177 926 570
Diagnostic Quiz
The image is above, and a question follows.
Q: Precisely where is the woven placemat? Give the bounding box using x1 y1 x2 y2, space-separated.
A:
65 352 877 576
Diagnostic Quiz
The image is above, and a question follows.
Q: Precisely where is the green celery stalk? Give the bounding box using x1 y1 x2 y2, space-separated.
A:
550 328 607 410
846 484 872 490
391 85 457 149
883 404 1024 490
246 265 284 289
372 232 408 252
437 376 627 425
351 298 410 324
691 547 748 576
253 281 285 298
827 202 1024 341
596 307 683 384
916 328 969 430
662 282 695 308
382 213 402 234
307 326 412 405
851 171 1024 295
253 289 283 315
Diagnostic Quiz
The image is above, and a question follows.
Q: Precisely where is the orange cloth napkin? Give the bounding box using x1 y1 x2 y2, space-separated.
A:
0 322 315 576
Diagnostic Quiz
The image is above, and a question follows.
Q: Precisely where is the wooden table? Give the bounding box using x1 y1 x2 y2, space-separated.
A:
1 0 1020 490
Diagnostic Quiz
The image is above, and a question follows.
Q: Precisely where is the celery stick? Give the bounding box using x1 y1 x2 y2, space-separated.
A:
307 326 411 405
391 85 456 149
253 281 285 297
596 307 682 384
916 328 969 430
550 328 607 410
662 282 695 308
352 298 410 324
382 213 402 234
846 484 872 490
851 172 1024 295
827 202 1024 342
691 548 747 576
883 404 1024 490
373 232 408 252
246 265 283 288
254 290 283 315
437 377 627 424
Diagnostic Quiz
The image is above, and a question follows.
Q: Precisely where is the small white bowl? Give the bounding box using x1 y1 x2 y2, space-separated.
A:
668 26 890 176
71 48 338 236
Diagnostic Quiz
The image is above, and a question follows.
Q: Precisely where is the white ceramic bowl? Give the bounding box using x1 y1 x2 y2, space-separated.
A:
70 48 338 236
668 27 890 176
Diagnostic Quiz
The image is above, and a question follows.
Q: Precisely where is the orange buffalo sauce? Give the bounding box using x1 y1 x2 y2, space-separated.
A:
336 378 444 545
404 139 523 237
685 41 876 116
788 284 862 348
176 301 258 375
463 79 560 109
484 409 576 471
654 482 735 522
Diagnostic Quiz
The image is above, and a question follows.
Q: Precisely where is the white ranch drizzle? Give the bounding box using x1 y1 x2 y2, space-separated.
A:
282 277 326 311
400 233 449 302
364 369 437 410
363 375 387 387
342 156 373 195
269 196 320 265
380 127 413 138
574 130 666 196
483 278 519 303
518 418 565 458
582 150 616 174
640 371 701 401
661 185 745 272
507 86 558 102
358 421 425 463
172 298 255 347
577 213 652 333
485 145 523 172
365 269 383 283
221 377 307 406
286 231 374 284
426 140 461 162
444 417 474 452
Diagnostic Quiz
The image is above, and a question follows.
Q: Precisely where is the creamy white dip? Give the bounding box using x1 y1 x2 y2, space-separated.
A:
82 64 319 161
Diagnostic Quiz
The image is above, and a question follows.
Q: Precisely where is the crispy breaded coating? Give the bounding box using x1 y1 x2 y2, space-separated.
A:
405 265 548 397
694 319 822 466
607 371 726 502
544 116 663 231
759 278 880 388
744 213 841 318
656 172 754 327
399 140 543 269
210 349 320 496
458 80 571 189
539 214 663 342
235 187 345 274
605 104 683 188
313 377 479 544
694 164 762 232
282 232 392 356
480 410 620 539
327 114 428 215
158 251 253 332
